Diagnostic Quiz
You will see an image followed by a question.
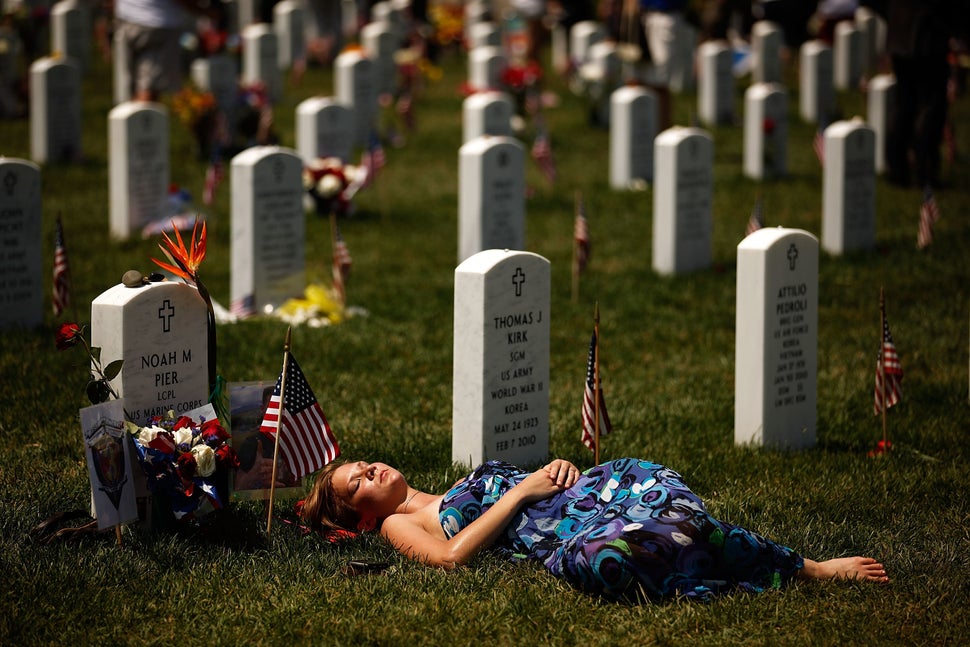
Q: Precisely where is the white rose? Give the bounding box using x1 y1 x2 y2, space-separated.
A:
136 425 165 447
191 444 217 477
173 428 195 448
317 174 344 198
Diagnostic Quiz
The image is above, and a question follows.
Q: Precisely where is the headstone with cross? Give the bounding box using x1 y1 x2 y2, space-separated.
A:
242 23 282 104
798 40 834 124
108 101 170 240
821 118 875 255
230 146 306 316
610 85 657 189
30 56 81 164
458 135 526 263
743 82 787 180
0 158 42 329
452 249 550 468
652 126 713 275
735 227 818 449
296 96 354 163
463 90 514 144
91 280 210 427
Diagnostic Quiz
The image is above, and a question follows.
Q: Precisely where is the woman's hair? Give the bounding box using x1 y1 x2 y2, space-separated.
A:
300 460 361 533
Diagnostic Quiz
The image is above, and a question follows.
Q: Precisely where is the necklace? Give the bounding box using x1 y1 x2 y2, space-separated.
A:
402 490 419 513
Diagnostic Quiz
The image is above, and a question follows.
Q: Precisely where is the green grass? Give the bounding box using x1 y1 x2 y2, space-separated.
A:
1 42 969 646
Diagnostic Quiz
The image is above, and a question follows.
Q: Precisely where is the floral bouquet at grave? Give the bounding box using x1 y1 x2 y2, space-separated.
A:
428 1 464 51
501 59 543 119
126 409 239 522
171 84 218 159
303 157 366 218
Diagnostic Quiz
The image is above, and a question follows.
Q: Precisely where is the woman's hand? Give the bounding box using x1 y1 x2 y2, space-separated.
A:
542 459 580 488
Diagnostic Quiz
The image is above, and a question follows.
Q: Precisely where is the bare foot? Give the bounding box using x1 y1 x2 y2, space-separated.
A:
800 557 889 583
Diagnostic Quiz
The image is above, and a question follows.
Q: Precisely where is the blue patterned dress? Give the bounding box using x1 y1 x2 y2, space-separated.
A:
439 458 804 600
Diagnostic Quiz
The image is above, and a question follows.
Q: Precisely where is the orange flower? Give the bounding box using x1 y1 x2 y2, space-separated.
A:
152 219 207 283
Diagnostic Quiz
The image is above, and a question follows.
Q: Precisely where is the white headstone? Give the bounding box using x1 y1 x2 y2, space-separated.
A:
834 21 863 91
242 23 282 104
867 74 895 175
798 40 834 124
29 56 81 164
112 29 130 104
0 158 42 329
296 97 354 163
51 0 90 73
463 0 491 44
458 136 526 263
108 102 169 240
855 6 886 74
743 82 787 180
234 0 260 30
452 249 550 468
582 40 621 125
751 20 782 84
652 127 713 275
698 40 734 126
468 45 505 92
667 20 697 93
609 85 657 189
91 280 210 426
335 50 378 149
569 20 606 67
469 21 502 50
463 91 514 143
274 0 306 70
230 146 306 314
822 119 876 255
361 21 398 98
190 54 239 119
735 227 818 449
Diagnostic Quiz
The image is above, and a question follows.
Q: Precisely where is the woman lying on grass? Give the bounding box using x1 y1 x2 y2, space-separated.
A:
300 456 888 601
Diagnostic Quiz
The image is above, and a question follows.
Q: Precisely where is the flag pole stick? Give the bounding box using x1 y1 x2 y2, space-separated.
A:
572 191 582 304
329 211 342 306
879 287 888 450
266 326 292 537
593 301 601 466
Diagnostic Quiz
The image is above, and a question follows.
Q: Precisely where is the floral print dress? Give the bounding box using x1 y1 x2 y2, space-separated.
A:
439 458 804 600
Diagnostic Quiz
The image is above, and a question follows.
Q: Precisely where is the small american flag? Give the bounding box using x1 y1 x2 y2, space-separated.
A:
917 186 940 250
532 123 557 184
332 226 352 304
202 158 224 206
574 193 590 274
396 92 414 131
361 132 386 189
745 195 764 237
52 215 71 317
260 353 340 479
813 126 825 167
230 294 256 319
581 331 612 452
873 317 903 415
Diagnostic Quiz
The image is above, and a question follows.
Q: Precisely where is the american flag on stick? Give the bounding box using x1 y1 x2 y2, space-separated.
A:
361 132 386 189
581 327 612 458
259 352 340 479
745 195 764 237
916 186 940 250
813 125 825 167
574 192 590 274
531 120 557 184
873 311 903 416
52 215 71 317
332 223 352 304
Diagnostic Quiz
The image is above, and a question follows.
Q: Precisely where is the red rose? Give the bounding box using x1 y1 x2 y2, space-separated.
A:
215 444 240 469
763 118 776 135
148 431 176 455
201 418 229 445
55 322 82 350
177 452 198 480
172 416 195 430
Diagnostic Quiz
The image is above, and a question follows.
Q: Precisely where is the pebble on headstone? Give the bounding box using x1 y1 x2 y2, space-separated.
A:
108 101 170 240
463 91 514 144
91 280 210 426
698 40 734 126
821 119 876 255
458 135 526 263
230 146 306 315
652 127 713 275
0 158 42 329
735 227 818 450
30 56 81 164
743 82 787 180
610 85 657 189
452 249 550 468
296 97 354 163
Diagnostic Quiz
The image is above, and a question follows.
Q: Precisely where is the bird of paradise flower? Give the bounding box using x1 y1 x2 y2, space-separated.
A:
151 219 220 408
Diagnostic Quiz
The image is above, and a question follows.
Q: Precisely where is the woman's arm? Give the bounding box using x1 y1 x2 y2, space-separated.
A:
381 461 578 569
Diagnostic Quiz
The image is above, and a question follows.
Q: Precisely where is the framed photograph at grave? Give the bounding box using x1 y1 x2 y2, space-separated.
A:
229 381 302 501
